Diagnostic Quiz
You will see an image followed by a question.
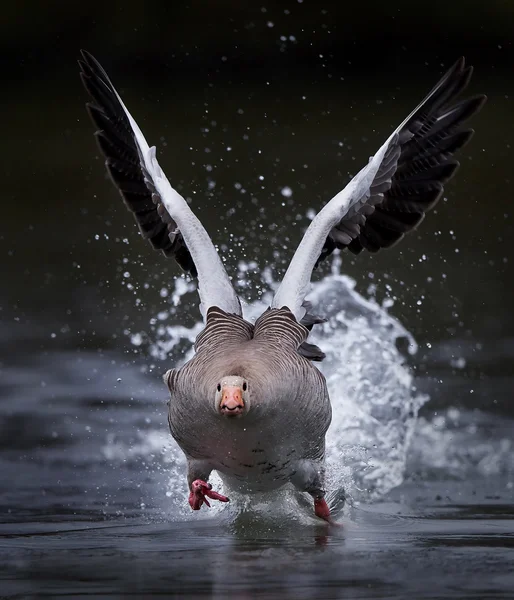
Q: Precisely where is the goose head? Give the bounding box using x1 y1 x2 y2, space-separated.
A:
215 375 250 417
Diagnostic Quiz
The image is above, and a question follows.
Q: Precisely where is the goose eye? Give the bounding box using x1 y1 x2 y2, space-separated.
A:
217 383 221 392
242 382 247 391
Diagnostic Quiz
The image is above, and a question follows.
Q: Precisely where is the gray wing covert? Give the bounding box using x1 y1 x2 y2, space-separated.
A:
194 306 254 354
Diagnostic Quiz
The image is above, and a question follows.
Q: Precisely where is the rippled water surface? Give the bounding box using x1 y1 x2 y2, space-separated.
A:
3 500 514 599
1 271 513 598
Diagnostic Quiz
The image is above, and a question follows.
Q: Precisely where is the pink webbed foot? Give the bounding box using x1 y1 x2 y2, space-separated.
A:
314 497 342 527
189 479 230 510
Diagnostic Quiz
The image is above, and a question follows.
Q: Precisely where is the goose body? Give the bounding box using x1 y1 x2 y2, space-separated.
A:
166 307 331 495
79 52 485 522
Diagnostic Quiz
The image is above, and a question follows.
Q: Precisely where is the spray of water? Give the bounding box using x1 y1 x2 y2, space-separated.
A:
122 260 427 518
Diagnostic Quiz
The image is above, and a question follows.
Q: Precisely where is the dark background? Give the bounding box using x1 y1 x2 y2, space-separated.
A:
2 1 513 408
1 8 513 597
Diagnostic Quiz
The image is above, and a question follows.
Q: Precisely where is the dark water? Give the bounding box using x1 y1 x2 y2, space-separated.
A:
2 499 514 599
1 293 513 598
2 22 514 598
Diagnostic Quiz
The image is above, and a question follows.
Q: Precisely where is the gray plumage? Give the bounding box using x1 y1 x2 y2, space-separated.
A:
80 52 485 519
165 307 330 494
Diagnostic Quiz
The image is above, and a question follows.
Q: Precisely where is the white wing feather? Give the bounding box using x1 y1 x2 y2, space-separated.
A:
271 58 487 321
272 132 397 320
110 83 242 319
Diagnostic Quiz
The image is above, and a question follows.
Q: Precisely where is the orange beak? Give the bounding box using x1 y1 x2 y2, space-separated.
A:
219 386 245 416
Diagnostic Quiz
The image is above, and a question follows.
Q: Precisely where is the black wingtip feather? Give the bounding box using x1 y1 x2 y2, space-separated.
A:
318 58 485 265
80 51 197 277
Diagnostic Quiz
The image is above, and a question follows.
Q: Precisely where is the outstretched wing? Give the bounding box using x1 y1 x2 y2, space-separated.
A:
79 50 241 319
79 51 195 276
272 58 486 320
317 58 485 261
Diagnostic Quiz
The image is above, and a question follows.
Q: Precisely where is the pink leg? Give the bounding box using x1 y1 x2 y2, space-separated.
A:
314 496 342 527
189 479 230 510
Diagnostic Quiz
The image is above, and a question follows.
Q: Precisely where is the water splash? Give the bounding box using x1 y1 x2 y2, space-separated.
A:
408 408 514 482
128 264 426 508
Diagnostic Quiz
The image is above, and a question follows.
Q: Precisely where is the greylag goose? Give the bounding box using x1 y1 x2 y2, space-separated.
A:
79 51 485 523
